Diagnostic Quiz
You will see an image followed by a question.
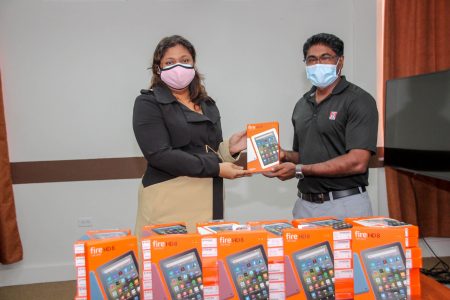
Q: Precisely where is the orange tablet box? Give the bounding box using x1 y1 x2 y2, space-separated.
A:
292 217 356 299
211 230 269 300
345 217 421 299
197 220 260 299
196 220 240 235
73 229 140 300
282 224 353 300
141 222 188 237
246 122 280 173
247 220 295 299
346 216 419 246
247 219 294 237
292 216 351 229
140 233 203 300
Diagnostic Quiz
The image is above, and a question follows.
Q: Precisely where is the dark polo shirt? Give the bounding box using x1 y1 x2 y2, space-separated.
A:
292 76 378 193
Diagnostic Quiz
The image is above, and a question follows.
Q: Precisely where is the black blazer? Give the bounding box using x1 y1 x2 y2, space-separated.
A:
133 84 224 188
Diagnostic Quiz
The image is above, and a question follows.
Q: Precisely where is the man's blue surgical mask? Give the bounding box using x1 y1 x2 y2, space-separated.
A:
306 60 341 88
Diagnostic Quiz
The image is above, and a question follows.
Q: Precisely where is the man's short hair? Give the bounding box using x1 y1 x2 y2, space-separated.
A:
302 33 344 60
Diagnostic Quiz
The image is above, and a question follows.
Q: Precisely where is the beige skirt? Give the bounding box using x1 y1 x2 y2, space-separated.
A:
134 176 213 240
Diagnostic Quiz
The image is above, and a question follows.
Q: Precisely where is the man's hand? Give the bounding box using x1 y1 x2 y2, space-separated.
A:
262 162 296 181
278 149 299 164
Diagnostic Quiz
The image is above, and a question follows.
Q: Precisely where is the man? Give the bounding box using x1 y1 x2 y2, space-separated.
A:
266 33 378 219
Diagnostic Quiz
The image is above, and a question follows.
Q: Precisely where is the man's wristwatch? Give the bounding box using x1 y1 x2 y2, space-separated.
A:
295 164 304 180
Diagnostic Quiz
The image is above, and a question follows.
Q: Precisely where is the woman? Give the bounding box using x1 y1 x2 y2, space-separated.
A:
133 35 248 236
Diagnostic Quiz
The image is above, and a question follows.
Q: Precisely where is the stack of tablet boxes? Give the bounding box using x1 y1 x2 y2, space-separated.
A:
73 229 139 300
74 236 88 300
68 218 420 299
140 222 196 300
197 221 270 300
345 217 421 299
213 229 269 300
287 218 353 299
247 220 295 300
196 221 241 300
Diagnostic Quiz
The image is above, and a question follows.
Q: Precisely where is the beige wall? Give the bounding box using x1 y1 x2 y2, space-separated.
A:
0 0 388 286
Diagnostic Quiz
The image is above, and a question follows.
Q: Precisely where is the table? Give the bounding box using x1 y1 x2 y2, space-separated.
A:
418 273 450 298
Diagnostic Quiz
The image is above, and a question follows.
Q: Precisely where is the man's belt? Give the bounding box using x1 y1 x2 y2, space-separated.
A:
299 186 366 204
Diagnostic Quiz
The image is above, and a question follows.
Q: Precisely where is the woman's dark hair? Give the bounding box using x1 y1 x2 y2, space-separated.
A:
302 33 344 60
150 35 208 103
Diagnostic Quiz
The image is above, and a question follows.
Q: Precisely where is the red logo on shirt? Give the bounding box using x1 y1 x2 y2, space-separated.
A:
329 111 338 120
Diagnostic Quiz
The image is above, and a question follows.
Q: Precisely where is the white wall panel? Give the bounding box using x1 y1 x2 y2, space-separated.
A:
0 0 405 286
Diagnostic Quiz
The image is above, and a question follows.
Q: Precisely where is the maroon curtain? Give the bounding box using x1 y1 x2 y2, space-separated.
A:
384 0 450 237
0 71 23 264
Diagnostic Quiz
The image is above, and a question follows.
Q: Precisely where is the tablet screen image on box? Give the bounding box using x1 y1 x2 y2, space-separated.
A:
96 251 140 300
204 224 235 233
89 231 129 240
159 249 203 300
354 218 408 228
360 242 407 300
262 222 294 236
152 224 188 235
225 245 269 300
305 218 341 227
250 128 279 169
292 241 335 300
305 218 353 230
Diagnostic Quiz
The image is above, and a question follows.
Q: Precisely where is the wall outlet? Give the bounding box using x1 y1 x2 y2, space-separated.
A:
78 217 93 227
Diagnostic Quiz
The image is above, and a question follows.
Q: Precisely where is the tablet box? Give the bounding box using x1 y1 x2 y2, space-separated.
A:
196 220 240 235
141 222 188 237
345 217 421 299
248 219 294 236
73 229 132 299
73 229 140 300
217 230 269 300
141 233 203 300
85 229 131 240
247 220 294 300
291 217 355 299
246 122 280 173
292 216 353 231
283 226 353 300
201 230 269 300
346 217 419 247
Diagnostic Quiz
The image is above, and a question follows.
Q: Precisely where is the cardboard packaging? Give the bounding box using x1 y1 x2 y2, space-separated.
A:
141 222 188 237
246 122 280 173
345 217 422 300
196 220 240 235
291 217 356 300
73 229 140 300
247 220 295 300
140 232 203 300
199 228 269 300
218 230 269 300
283 221 353 300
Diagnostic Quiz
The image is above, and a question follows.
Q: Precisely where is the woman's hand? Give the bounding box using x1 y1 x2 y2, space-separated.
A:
229 130 246 155
219 162 251 179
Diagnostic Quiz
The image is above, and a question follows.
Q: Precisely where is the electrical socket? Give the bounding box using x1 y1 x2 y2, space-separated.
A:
78 217 93 227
